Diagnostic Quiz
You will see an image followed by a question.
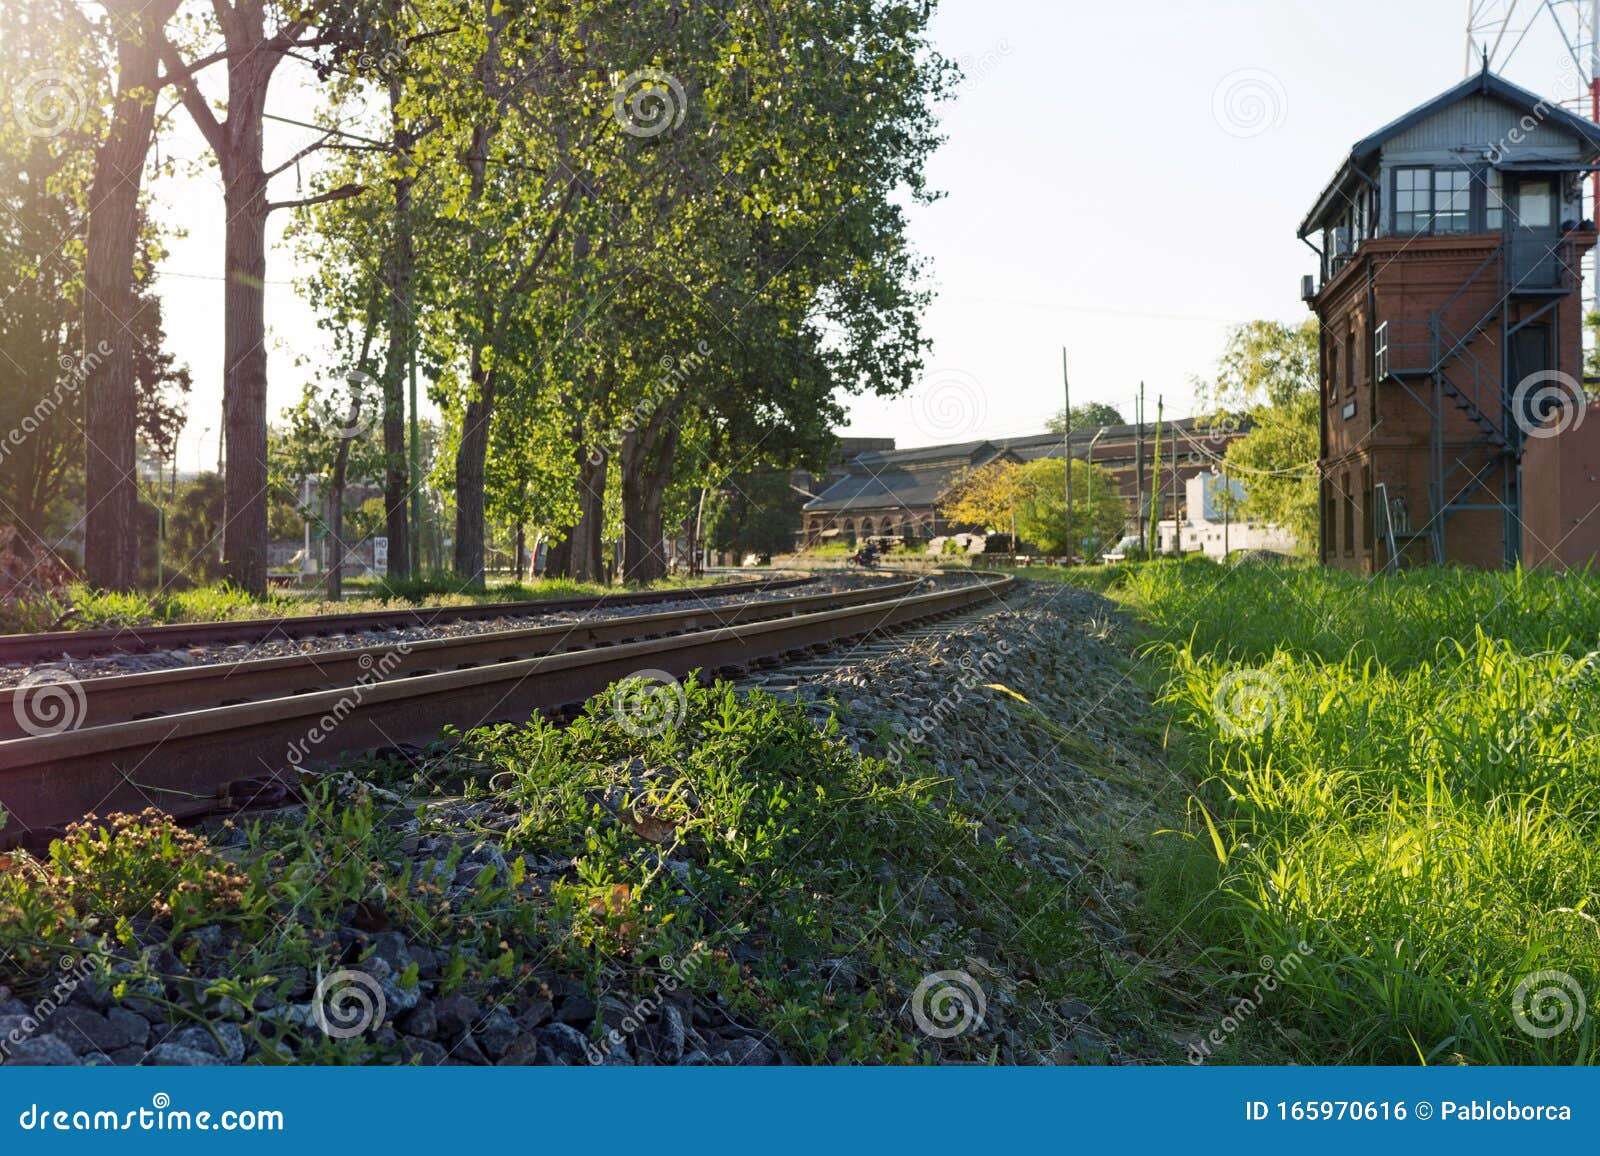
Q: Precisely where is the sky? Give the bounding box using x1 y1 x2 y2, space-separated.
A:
150 0 1597 470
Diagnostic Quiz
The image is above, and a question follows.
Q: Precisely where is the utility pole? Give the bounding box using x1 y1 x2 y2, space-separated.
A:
1171 420 1179 554
1061 347 1072 558
1135 383 1146 556
1223 463 1232 557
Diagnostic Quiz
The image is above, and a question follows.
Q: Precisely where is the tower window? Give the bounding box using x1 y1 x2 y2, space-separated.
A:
1395 168 1431 233
1434 169 1471 232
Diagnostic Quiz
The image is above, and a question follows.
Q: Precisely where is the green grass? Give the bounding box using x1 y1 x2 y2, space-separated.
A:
0 679 1099 1064
0 574 731 634
1096 558 1600 1064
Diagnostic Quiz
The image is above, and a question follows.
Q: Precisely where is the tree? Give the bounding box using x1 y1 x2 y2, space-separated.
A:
941 460 1028 534
159 1 367 595
80 0 183 591
1201 319 1320 551
1014 458 1125 556
0 2 188 566
1046 402 1125 433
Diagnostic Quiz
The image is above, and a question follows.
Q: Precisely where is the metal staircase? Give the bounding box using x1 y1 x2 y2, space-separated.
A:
1369 232 1573 569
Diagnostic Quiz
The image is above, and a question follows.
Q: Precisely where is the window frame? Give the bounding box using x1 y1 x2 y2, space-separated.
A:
1393 166 1433 234
1392 166 1477 235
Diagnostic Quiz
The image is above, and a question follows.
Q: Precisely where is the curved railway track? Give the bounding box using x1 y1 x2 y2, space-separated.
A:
0 570 1013 848
0 573 815 664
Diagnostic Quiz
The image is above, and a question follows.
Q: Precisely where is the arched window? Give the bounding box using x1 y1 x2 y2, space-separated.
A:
843 519 855 542
860 517 874 536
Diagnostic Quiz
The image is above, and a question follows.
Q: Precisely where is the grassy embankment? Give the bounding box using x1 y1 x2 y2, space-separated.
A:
1023 557 1600 1064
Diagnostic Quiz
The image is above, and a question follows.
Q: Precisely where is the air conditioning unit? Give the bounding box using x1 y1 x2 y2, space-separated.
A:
1300 274 1317 303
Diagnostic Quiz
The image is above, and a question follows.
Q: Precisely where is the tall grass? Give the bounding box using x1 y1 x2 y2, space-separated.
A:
1111 560 1600 1064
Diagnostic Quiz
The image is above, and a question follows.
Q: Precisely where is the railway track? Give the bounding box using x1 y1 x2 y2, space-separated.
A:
0 570 1013 847
0 573 814 665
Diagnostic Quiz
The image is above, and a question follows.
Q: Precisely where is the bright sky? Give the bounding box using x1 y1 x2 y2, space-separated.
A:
153 0 1593 470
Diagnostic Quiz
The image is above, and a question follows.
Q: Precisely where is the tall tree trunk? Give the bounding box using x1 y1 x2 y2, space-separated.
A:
381 69 414 579
546 437 605 581
621 419 680 584
161 5 307 597
572 451 606 583
82 1 177 591
221 154 271 596
452 354 494 584
325 440 350 600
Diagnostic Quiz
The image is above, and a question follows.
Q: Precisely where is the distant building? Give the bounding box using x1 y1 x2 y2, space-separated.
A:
800 418 1252 546
1156 473 1298 558
1300 65 1600 572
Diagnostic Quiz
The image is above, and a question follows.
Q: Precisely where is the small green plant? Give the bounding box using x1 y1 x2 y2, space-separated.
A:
48 809 254 933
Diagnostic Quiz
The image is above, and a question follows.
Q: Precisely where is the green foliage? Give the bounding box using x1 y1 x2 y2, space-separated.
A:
705 469 803 556
1109 559 1600 1063
944 458 1125 555
460 677 1094 1061
1046 402 1126 433
0 809 255 975
1200 320 1320 551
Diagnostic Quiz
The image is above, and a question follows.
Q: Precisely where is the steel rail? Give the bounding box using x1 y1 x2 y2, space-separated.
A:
0 572 1012 846
0 579 926 740
0 574 816 664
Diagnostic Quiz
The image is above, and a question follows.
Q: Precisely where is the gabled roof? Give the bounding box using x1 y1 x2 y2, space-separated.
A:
803 418 1246 513
1299 66 1600 237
